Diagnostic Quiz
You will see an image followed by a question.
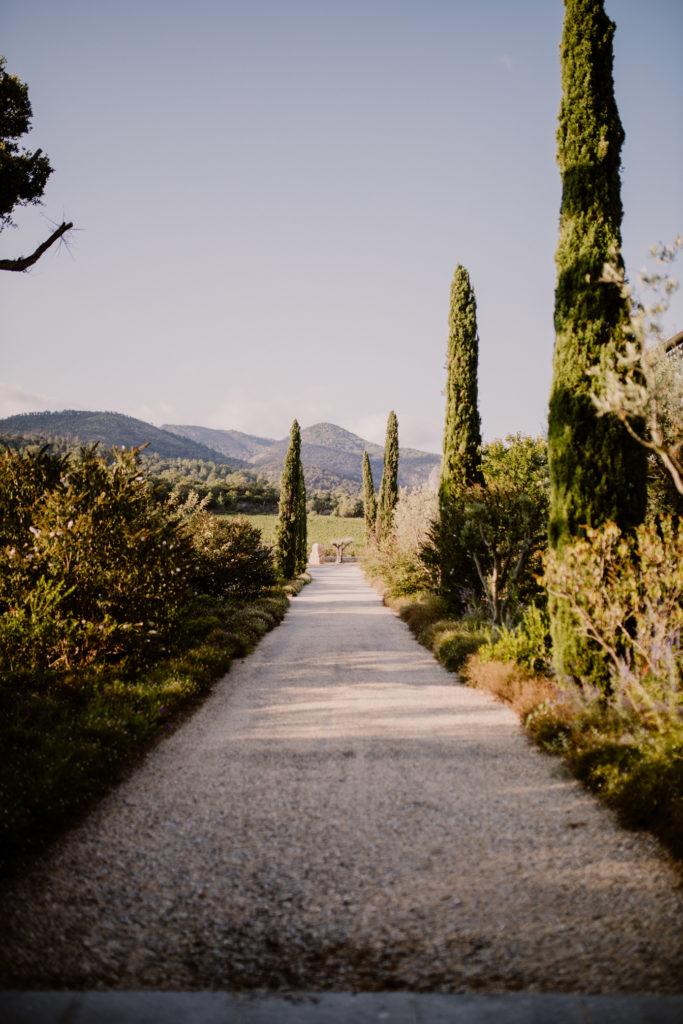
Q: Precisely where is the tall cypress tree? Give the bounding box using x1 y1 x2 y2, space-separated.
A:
276 419 306 577
295 455 307 574
362 450 377 543
548 0 647 679
439 264 484 508
377 411 399 543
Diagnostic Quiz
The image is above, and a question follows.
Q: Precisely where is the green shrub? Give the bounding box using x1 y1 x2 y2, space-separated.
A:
428 482 548 623
0 445 192 671
480 605 552 674
281 572 311 596
429 621 491 671
180 508 277 598
392 593 489 672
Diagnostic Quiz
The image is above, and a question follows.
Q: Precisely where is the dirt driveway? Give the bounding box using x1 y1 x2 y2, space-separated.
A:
1 565 681 993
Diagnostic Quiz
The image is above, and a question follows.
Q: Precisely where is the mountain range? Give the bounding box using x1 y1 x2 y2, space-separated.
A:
162 422 440 490
0 410 245 467
0 410 441 491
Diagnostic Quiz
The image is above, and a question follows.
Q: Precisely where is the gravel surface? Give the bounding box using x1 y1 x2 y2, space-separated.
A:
1 564 682 994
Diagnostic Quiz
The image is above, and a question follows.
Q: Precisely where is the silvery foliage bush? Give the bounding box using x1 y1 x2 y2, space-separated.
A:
373 484 439 596
591 238 683 498
545 516 683 728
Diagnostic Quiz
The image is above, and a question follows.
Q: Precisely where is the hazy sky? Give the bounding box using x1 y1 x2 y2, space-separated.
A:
2 0 682 453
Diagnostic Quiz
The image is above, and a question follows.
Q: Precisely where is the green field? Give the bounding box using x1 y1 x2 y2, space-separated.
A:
233 514 366 556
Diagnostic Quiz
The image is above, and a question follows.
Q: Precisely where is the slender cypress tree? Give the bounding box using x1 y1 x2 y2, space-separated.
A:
295 456 307 574
376 411 399 543
439 264 484 509
276 419 306 577
362 451 377 542
548 0 647 679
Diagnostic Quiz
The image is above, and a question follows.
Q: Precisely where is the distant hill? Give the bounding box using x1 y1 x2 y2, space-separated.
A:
1 411 441 491
164 421 441 491
0 411 247 468
162 423 274 461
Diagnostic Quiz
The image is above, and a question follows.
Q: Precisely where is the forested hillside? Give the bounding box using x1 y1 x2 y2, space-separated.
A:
0 411 246 467
2 411 441 492
165 421 441 490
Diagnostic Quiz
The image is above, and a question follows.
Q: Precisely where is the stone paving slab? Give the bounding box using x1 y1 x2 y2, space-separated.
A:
2 991 683 1024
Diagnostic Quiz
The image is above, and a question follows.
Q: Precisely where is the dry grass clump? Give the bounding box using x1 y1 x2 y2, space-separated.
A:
390 594 449 638
460 654 557 719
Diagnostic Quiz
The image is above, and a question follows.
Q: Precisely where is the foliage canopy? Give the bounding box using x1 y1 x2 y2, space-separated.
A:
0 56 52 229
0 55 73 270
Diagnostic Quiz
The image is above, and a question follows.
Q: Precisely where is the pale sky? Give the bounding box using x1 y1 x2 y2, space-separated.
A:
2 0 682 453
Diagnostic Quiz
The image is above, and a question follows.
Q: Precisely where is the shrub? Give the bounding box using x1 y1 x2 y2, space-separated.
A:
389 592 489 673
394 593 449 639
365 485 438 598
180 508 277 598
0 587 290 872
461 655 560 721
480 605 553 674
0 445 192 671
429 621 490 671
426 481 547 622
544 515 683 703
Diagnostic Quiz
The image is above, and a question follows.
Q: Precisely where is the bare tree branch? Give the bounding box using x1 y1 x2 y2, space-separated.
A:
0 221 73 272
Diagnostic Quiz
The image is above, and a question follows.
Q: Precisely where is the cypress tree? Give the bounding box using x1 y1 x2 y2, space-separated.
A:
276 419 306 577
548 0 647 679
376 411 399 543
295 455 307 574
362 451 377 543
439 264 484 508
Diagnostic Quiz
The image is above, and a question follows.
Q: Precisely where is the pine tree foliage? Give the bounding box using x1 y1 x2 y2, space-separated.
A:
377 411 399 543
548 0 647 681
362 450 377 542
276 419 307 577
439 265 484 507
0 56 52 228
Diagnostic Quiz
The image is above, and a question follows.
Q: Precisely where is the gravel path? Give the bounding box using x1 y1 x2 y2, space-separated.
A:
1 564 682 994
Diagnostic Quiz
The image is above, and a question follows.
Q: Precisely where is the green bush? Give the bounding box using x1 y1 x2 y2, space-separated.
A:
428 620 491 671
428 482 547 623
480 605 552 674
394 593 449 638
0 445 192 672
391 593 489 672
180 508 277 598
0 445 295 873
